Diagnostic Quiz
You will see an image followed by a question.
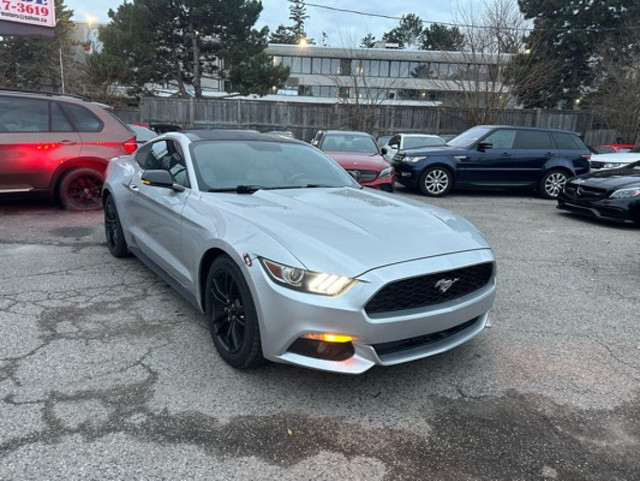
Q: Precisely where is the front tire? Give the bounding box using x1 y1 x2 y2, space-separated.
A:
418 166 453 197
59 167 104 211
205 256 264 369
104 195 129 258
539 169 569 199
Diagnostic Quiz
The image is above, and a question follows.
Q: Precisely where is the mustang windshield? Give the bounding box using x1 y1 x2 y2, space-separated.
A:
191 140 358 192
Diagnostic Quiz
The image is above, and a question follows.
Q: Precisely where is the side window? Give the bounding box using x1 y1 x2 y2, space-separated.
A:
552 132 581 150
51 102 75 132
60 103 104 132
516 130 553 149
484 129 517 149
0 96 48 132
146 140 189 187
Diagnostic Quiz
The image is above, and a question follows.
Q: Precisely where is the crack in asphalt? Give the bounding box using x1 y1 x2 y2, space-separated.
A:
1 388 638 480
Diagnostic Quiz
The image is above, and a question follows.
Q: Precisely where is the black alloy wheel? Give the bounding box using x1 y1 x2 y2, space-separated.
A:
205 256 264 369
104 195 129 258
59 167 104 211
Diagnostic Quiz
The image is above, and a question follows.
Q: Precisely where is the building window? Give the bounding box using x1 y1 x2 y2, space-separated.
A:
312 57 323 74
291 56 301 73
339 58 352 76
339 87 349 98
301 57 311 74
389 61 400 77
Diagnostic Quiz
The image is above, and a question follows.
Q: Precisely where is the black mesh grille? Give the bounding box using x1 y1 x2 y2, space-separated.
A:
352 170 378 182
564 183 608 200
365 263 493 315
373 317 480 357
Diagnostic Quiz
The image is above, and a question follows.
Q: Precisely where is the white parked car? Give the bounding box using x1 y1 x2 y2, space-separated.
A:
590 148 640 170
381 133 446 162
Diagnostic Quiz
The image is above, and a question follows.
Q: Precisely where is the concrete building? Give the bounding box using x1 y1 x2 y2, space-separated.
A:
266 44 512 107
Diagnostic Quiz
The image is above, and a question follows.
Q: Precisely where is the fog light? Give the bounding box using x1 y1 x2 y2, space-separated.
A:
303 333 354 343
288 336 355 361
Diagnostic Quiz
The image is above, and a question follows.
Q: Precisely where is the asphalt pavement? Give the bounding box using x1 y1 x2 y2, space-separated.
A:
1 189 639 480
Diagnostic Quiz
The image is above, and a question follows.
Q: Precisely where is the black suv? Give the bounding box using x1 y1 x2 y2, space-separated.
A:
392 125 591 198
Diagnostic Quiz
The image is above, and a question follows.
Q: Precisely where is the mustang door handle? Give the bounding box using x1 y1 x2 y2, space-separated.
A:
545 152 554 157
501 152 511 157
129 184 139 192
59 140 77 145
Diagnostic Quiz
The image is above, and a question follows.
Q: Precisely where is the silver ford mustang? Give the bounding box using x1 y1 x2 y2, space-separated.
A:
103 130 496 374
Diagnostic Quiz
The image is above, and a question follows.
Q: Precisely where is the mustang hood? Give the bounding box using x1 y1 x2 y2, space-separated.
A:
206 187 490 277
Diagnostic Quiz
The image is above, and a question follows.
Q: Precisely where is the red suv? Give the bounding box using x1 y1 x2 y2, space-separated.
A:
0 90 137 210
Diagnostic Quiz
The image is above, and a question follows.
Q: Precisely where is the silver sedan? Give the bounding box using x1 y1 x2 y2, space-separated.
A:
103 130 496 374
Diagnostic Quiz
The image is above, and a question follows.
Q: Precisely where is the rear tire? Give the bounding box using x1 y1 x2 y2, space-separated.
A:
539 169 569 199
418 166 453 196
59 167 104 211
205 256 265 369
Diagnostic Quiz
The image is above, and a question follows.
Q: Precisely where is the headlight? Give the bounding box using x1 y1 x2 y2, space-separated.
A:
379 166 393 178
403 155 427 163
260 258 357 296
609 187 640 198
604 163 624 169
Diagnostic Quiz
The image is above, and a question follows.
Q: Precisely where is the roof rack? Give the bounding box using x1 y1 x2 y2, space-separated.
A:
0 87 92 102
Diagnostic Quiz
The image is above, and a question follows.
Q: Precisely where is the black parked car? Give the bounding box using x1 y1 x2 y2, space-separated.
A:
393 125 591 198
557 160 640 224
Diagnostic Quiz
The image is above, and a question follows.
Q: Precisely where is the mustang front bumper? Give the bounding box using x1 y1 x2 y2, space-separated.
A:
246 248 496 374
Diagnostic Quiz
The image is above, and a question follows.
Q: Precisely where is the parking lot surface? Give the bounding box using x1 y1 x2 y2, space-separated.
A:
1 189 639 480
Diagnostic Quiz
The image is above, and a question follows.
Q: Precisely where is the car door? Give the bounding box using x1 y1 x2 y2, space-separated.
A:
0 96 82 193
512 130 558 186
456 128 517 186
126 139 192 287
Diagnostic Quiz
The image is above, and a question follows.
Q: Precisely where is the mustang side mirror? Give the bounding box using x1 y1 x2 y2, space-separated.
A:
381 147 388 155
141 170 185 192
477 141 493 152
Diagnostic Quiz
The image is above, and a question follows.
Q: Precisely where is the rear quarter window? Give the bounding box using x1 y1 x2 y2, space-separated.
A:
552 132 583 150
60 103 104 132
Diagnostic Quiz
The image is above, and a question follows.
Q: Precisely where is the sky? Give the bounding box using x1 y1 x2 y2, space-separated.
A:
64 0 456 46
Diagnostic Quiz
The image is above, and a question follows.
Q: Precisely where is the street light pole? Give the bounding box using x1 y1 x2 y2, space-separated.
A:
59 48 65 94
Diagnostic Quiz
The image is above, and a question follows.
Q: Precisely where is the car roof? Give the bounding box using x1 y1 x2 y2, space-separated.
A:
0 87 99 106
401 133 441 137
180 129 301 143
324 130 372 137
477 125 580 135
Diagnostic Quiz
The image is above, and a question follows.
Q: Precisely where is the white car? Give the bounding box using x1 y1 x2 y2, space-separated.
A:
382 133 446 162
590 150 640 171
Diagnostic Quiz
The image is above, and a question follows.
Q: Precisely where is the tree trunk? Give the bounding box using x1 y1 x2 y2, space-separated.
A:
188 17 202 98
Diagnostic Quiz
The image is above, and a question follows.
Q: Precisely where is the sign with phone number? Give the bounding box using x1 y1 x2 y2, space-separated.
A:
0 0 56 28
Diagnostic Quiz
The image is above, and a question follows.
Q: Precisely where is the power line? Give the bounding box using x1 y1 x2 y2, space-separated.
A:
303 2 640 33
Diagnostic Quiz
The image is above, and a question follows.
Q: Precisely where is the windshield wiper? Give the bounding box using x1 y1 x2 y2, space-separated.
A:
208 185 263 194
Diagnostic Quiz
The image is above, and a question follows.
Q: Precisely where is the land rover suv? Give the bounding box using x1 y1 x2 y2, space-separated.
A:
392 125 591 198
0 89 137 210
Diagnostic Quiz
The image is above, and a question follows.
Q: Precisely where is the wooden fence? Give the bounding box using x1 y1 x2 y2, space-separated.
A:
114 97 618 144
